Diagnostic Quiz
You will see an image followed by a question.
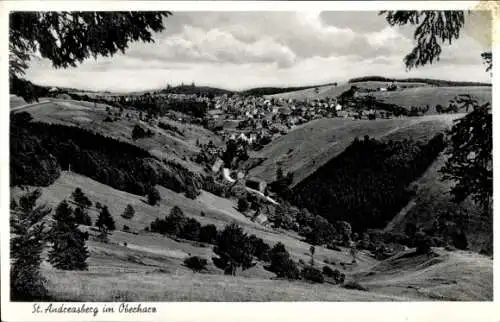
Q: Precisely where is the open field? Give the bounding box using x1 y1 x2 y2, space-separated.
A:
264 81 430 101
354 248 493 301
362 86 492 114
248 114 461 186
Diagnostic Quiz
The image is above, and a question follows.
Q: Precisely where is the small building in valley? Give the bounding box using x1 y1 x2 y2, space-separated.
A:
245 177 267 193
211 158 224 173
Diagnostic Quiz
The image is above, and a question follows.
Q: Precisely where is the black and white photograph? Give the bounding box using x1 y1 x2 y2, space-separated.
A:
3 1 495 315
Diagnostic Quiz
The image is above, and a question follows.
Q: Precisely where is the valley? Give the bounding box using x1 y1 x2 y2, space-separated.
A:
9 75 493 302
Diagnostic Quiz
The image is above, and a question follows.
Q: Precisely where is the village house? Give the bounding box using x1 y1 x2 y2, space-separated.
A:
245 177 267 193
211 158 224 174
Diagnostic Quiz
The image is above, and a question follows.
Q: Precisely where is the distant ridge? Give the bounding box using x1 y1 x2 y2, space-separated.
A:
20 76 491 98
241 82 338 96
348 76 492 87
161 84 234 96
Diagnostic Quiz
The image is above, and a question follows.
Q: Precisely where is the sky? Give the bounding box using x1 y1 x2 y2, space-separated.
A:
24 11 492 92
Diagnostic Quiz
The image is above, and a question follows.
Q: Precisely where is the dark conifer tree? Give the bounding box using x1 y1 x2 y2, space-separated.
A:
48 200 89 270
71 187 92 208
74 206 92 226
96 205 116 233
147 187 161 206
10 189 51 300
213 223 255 275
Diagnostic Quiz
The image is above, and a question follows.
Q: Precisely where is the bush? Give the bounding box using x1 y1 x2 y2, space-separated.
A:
121 204 135 219
301 266 324 283
322 265 334 277
184 256 208 271
123 225 130 232
132 124 154 140
323 267 345 284
104 116 113 122
343 281 368 291
95 202 103 209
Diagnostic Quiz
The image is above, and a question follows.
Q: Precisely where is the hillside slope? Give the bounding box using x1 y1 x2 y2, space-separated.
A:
383 153 493 254
354 248 493 301
13 171 490 301
10 97 221 175
361 86 491 114
248 115 461 186
264 81 429 101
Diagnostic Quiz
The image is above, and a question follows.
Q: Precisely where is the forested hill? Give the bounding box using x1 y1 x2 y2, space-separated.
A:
241 83 338 96
348 76 492 87
290 134 446 232
161 85 233 96
10 113 202 196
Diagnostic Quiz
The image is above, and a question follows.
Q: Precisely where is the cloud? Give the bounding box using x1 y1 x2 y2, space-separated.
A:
23 11 491 91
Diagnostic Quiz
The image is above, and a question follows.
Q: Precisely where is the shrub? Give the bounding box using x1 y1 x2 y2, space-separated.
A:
322 265 334 277
200 211 206 217
323 266 345 284
121 204 135 219
301 266 324 283
104 116 113 122
132 124 154 140
146 187 161 206
184 256 208 271
95 202 102 209
343 281 368 291
123 225 130 232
